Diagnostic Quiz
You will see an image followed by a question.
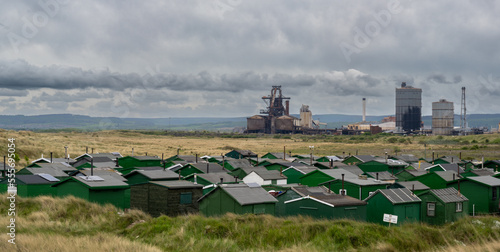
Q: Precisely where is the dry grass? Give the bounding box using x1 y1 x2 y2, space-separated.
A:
2 129 500 168
1 233 163 252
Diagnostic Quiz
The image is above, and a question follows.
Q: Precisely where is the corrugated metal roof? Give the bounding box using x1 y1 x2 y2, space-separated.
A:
470 169 494 176
366 171 397 181
467 176 500 187
430 188 468 203
16 175 56 184
253 170 287 180
79 169 127 181
225 159 254 169
189 163 226 173
136 170 179 180
221 184 278 205
27 167 69 177
374 188 421 204
197 173 240 184
320 169 358 180
151 180 203 189
435 171 461 181
354 155 376 162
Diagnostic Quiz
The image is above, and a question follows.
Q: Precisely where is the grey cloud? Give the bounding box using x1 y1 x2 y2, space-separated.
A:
427 74 463 84
0 88 28 96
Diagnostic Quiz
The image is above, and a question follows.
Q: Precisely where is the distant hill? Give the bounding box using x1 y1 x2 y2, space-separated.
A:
0 113 498 131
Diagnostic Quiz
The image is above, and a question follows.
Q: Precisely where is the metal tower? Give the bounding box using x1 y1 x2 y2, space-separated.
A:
460 87 466 131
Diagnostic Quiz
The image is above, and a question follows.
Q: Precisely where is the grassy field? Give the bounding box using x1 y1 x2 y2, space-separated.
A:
2 195 500 251
0 129 500 168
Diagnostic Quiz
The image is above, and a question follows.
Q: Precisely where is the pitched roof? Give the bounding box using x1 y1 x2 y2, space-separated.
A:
230 150 257 157
15 174 59 184
470 169 495 176
435 171 461 181
366 171 398 181
395 181 430 191
214 184 278 205
282 166 318 175
225 159 254 169
26 167 69 177
126 169 179 180
317 169 359 180
466 176 500 187
188 163 226 174
343 177 393 186
251 170 287 180
439 163 465 174
429 188 468 203
341 166 365 176
195 173 240 184
78 169 127 181
130 156 161 161
394 154 419 163
150 180 203 189
36 163 76 171
365 188 421 204
353 155 376 162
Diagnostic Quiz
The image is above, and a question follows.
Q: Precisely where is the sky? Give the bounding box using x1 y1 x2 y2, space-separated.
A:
0 0 499 118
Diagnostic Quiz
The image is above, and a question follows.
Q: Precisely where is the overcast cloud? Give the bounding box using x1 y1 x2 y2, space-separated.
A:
0 0 499 118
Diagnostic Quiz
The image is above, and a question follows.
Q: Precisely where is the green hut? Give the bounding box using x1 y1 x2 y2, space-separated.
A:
174 163 225 177
395 169 427 182
319 177 392 200
52 175 130 209
281 186 366 220
388 181 430 195
130 180 203 217
198 184 278 216
0 174 58 197
300 169 358 187
222 159 253 171
417 187 469 225
282 167 318 184
448 176 500 215
364 188 421 225
409 171 460 189
342 155 376 165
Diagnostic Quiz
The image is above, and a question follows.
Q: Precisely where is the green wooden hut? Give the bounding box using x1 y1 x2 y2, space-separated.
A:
229 167 268 180
0 174 58 197
417 187 469 225
409 171 460 189
261 152 292 160
300 169 358 187
483 160 500 172
174 163 226 178
364 188 421 225
222 159 253 171
388 181 430 195
448 176 500 215
281 186 367 220
52 175 130 209
118 156 162 169
198 184 278 216
395 169 427 182
130 180 203 217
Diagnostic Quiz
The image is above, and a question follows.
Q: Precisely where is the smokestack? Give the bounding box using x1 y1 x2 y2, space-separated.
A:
50 152 53 163
330 159 333 169
376 172 379 181
285 100 289 116
145 152 147 156
362 98 366 122
459 152 462 160
91 158 94 176
206 163 209 173
64 146 68 162
196 153 198 163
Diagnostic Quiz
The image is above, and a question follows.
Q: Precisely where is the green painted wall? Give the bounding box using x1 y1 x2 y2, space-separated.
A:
118 157 161 169
324 181 388 200
275 190 301 216
342 156 362 165
395 171 416 182
177 165 204 177
449 181 499 215
410 173 448 189
284 198 366 221
358 161 390 173
300 171 334 187
365 193 421 225
199 188 275 216
261 153 279 159
418 192 468 225
282 169 303 184
125 173 150 185
55 179 129 209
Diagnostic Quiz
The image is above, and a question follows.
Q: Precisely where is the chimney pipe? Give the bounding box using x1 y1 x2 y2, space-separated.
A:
50 152 53 163
206 163 209 173
91 158 94 176
283 146 286 161
453 173 455 180
222 156 225 171
145 152 147 156
220 178 223 184
194 174 197 184
91 148 94 154
86 146 88 153
330 159 333 169
412 184 415 193
115 158 119 167
177 148 180 156
196 153 198 163
362 98 366 122
432 151 435 164
459 152 462 160
376 172 379 181
285 100 290 116
64 146 68 162
132 148 134 156
341 174 345 195
234 175 238 182
482 156 484 169
356 150 358 155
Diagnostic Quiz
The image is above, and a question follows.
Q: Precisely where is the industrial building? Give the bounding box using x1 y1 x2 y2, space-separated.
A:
395 82 422 132
432 99 454 135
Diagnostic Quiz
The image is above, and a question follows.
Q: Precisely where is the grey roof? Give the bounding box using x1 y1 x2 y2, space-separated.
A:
225 159 254 169
467 176 500 187
266 153 292 159
230 150 257 157
440 164 465 174
130 156 161 161
396 181 430 191
72 175 129 188
189 163 226 174
343 177 393 186
394 154 419 163
439 156 461 163
403 169 428 177
196 173 240 184
319 169 359 180
341 166 364 176
435 171 461 181
234 167 269 175
366 188 421 204
410 162 433 170
26 167 69 177
366 171 398 181
126 169 178 180
139 166 168 171
78 169 127 181
283 166 318 175
91 153 122 159
176 155 198 163
218 184 278 205
15 175 57 184
252 170 287 180
151 180 203 189
429 188 468 203
37 163 76 171
470 169 495 176
373 158 409 166
353 155 376 162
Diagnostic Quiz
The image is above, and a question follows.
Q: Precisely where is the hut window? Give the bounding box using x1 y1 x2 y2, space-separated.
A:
456 202 463 212
180 192 192 204
427 202 435 217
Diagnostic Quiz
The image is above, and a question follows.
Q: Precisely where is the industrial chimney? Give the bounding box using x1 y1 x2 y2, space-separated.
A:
362 98 366 122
